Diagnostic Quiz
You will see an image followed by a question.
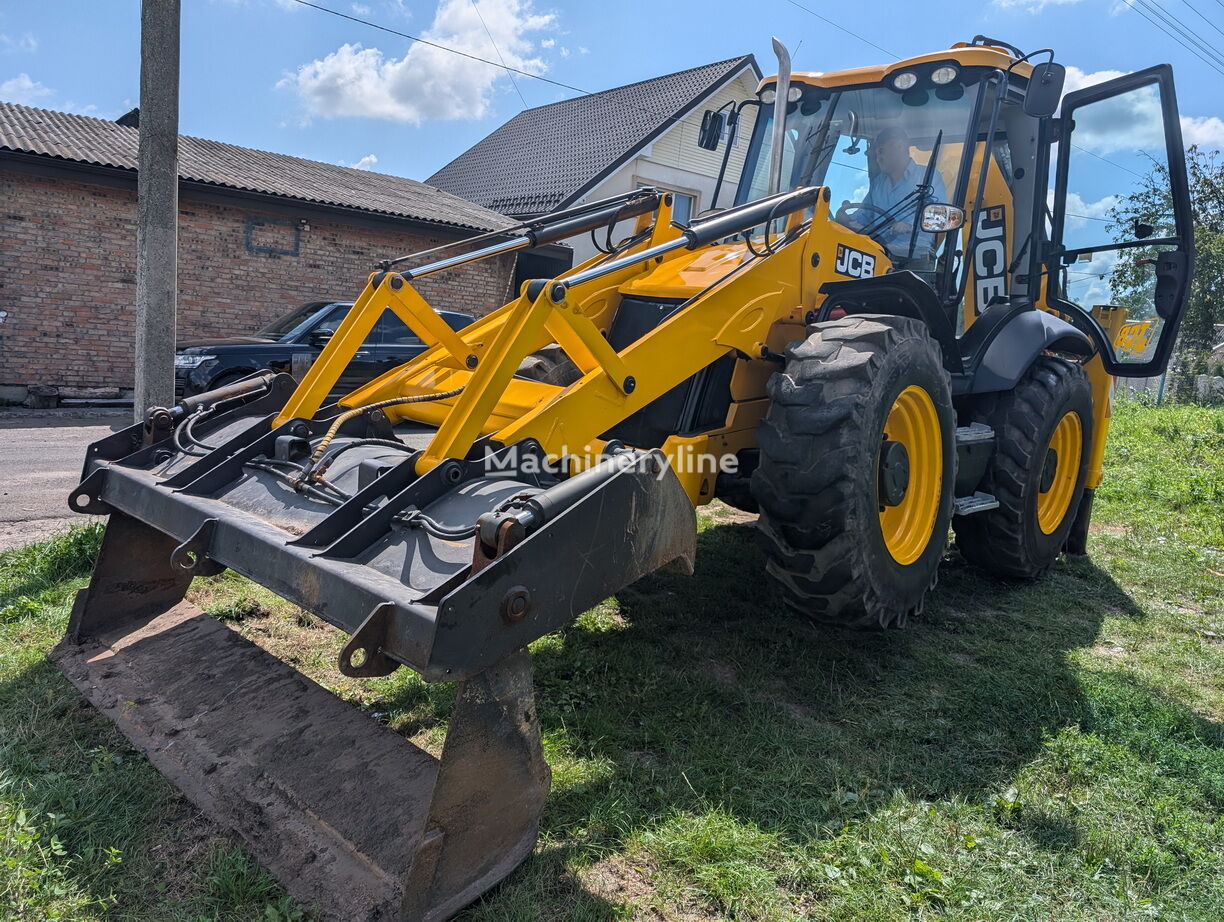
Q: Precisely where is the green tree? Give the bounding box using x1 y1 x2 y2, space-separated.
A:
1106 146 1223 370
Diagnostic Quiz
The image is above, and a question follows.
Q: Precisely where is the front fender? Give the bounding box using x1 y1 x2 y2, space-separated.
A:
967 309 1093 394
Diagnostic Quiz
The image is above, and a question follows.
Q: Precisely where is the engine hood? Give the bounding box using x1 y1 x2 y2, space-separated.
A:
618 242 753 299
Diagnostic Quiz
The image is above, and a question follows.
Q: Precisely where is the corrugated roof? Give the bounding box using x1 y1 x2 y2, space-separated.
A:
0 101 515 233
426 55 759 216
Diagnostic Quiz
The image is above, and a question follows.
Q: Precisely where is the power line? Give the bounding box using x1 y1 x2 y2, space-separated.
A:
289 0 710 129
289 0 594 97
781 0 899 58
1179 0 1224 41
1125 0 1224 77
1129 0 1224 75
468 0 528 110
1133 0 1224 71
1071 142 1146 179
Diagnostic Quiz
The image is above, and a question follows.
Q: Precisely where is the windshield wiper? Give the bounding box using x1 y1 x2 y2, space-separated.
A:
905 129 944 260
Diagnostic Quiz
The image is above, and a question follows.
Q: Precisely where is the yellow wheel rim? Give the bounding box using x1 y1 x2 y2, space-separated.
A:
878 385 943 565
1037 411 1083 535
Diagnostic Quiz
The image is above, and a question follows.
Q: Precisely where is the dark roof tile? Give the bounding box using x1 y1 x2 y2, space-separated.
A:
426 55 758 215
0 101 515 233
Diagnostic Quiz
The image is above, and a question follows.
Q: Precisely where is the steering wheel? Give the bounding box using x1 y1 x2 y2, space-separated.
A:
835 201 893 226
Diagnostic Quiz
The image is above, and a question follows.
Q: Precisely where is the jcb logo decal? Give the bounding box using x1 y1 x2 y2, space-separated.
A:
973 205 1007 313
835 244 875 279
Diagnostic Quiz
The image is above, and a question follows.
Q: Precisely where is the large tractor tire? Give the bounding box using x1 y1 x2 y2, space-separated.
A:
516 344 582 387
752 315 956 628
953 355 1092 578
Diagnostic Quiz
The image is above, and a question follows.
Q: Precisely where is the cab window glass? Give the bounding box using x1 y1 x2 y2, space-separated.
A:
1056 79 1176 366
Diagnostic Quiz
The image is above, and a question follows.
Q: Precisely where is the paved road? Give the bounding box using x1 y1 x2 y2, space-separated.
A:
0 414 127 551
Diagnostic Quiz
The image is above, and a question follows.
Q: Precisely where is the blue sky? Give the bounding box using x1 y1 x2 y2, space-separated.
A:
3 0 1220 303
3 0 1222 179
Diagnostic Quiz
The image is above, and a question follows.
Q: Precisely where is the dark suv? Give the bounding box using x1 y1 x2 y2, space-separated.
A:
174 300 475 399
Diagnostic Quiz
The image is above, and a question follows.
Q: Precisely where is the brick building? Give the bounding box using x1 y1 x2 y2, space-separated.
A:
0 102 533 402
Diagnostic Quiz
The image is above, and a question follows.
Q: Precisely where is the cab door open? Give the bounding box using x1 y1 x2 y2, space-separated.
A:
1046 64 1194 377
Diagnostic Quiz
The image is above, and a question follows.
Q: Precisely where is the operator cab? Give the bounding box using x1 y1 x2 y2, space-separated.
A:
730 43 1044 330
713 36 1194 380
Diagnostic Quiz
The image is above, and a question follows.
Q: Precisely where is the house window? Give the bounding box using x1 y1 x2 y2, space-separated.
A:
637 183 695 224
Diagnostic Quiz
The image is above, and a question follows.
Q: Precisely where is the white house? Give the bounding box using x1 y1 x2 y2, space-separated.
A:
427 55 762 264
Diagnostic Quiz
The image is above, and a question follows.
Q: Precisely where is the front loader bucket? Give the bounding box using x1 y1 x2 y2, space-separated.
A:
52 374 696 921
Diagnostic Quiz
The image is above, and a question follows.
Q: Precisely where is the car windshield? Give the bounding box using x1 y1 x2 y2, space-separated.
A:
257 302 349 342
736 78 983 252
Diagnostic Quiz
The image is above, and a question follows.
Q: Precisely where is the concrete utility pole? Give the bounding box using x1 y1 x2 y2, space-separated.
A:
134 0 181 421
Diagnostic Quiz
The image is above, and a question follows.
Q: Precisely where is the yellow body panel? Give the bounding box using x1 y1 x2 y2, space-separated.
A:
277 41 1119 514
766 46 1032 92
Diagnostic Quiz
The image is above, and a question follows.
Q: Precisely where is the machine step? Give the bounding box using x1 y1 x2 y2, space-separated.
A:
953 491 1000 516
954 422 995 446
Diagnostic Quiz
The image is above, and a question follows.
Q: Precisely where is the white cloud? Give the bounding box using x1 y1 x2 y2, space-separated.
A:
61 100 99 116
1063 190 1118 232
1061 65 1124 96
1180 115 1224 150
341 153 379 170
0 33 38 54
0 73 53 104
1060 65 1224 153
1064 247 1119 307
351 2 371 13
282 0 555 124
993 0 1084 10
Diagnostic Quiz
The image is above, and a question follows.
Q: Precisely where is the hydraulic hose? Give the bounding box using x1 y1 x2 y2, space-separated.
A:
307 388 464 469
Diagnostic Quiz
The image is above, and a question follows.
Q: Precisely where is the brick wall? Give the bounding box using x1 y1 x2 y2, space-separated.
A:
0 167 516 389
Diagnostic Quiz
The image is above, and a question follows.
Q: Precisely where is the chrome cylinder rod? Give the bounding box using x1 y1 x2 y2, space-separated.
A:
547 186 822 301
401 236 530 281
548 236 690 301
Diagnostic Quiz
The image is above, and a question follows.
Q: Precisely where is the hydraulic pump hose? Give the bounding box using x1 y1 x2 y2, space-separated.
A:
307 388 464 469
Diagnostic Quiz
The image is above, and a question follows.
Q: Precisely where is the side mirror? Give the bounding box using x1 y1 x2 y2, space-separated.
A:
698 109 725 150
309 328 335 349
1024 61 1066 118
921 203 965 233
1133 219 1154 239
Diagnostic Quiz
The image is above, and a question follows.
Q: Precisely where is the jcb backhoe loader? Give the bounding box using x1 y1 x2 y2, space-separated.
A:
54 35 1194 921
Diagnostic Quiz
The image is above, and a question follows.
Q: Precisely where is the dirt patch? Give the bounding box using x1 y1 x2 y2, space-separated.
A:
581 855 721 921
1089 523 1128 537
703 501 758 526
145 801 240 907
705 660 738 685
581 854 659 909
1092 643 1128 659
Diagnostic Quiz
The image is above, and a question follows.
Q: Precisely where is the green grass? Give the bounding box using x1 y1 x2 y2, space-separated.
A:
1 399 1222 920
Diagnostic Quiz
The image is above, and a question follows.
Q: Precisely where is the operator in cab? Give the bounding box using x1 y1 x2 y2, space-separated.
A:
845 126 947 272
